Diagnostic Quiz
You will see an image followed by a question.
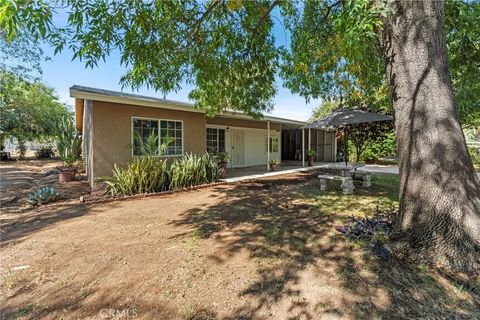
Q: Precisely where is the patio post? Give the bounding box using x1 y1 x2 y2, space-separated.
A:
302 128 305 166
308 128 311 153
267 120 270 170
333 129 337 162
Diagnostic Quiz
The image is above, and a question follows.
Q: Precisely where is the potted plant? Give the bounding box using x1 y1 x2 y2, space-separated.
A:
56 117 82 183
268 159 278 171
216 152 230 178
307 149 316 166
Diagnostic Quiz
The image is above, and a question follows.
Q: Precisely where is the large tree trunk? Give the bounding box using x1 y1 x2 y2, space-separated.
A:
381 0 480 272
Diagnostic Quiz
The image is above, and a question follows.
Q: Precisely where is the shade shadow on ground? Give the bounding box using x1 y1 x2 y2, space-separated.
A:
172 172 480 319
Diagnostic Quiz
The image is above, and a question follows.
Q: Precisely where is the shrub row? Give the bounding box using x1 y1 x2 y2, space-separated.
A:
100 153 221 197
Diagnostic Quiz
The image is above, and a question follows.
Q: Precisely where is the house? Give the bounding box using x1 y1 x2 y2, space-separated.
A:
71 85 337 187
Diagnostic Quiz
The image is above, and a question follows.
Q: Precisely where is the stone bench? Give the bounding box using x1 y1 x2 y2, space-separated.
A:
353 171 372 187
318 174 355 194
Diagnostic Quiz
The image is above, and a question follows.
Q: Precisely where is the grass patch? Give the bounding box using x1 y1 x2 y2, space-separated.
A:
4 269 31 290
181 229 205 250
18 303 36 316
311 174 399 224
183 305 216 320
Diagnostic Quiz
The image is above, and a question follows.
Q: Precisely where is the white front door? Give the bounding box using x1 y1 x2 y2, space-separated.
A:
231 129 245 167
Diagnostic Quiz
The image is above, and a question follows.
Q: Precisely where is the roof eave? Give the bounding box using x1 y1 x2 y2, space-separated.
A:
70 85 308 126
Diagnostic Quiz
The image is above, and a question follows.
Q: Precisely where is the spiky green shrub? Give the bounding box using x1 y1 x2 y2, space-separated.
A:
56 116 82 167
170 153 220 190
100 156 170 196
100 149 220 196
133 131 171 156
26 187 61 206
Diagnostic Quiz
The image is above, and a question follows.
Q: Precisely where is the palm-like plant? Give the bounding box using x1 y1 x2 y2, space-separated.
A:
133 132 169 156
56 115 82 170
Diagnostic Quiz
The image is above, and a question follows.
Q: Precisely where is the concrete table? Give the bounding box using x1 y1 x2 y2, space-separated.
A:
323 163 365 177
320 163 371 192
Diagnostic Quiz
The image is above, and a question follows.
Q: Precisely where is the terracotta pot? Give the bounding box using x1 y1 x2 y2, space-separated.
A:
58 169 76 183
307 155 314 166
269 164 277 172
218 161 228 178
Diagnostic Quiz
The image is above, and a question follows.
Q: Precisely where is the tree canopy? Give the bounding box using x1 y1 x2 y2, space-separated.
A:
309 0 479 126
0 70 69 144
1 0 478 124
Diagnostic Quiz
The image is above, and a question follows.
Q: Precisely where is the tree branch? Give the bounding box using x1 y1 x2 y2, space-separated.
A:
250 0 279 37
242 1 279 57
190 0 222 40
324 0 343 20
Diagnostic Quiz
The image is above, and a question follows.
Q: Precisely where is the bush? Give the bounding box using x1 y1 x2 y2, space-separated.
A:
35 146 54 159
351 132 396 163
468 146 480 168
101 156 170 196
17 140 27 159
100 152 220 196
26 187 61 206
169 153 220 190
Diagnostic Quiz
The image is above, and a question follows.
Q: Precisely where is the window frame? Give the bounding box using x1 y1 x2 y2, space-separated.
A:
267 136 279 153
206 127 226 155
131 116 184 157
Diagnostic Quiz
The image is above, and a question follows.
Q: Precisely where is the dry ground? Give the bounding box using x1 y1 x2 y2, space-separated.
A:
0 160 90 212
1 169 479 319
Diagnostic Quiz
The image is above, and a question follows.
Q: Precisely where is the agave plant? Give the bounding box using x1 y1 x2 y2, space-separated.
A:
26 187 61 206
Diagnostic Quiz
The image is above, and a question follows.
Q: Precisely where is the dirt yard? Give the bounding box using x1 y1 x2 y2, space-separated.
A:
0 160 90 212
1 168 479 319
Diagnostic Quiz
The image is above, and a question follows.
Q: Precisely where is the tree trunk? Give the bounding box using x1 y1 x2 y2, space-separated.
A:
381 0 480 272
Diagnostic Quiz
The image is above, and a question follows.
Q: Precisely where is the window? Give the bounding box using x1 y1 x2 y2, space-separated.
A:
160 120 183 155
132 118 183 156
133 118 159 156
267 136 279 153
206 128 226 154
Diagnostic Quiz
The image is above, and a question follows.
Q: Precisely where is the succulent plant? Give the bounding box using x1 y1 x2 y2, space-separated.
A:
26 187 61 206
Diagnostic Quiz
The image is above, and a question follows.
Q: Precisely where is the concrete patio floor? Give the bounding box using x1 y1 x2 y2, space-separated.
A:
224 161 334 182
224 161 480 183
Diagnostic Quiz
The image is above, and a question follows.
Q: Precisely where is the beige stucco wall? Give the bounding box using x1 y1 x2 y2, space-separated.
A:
90 100 206 179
